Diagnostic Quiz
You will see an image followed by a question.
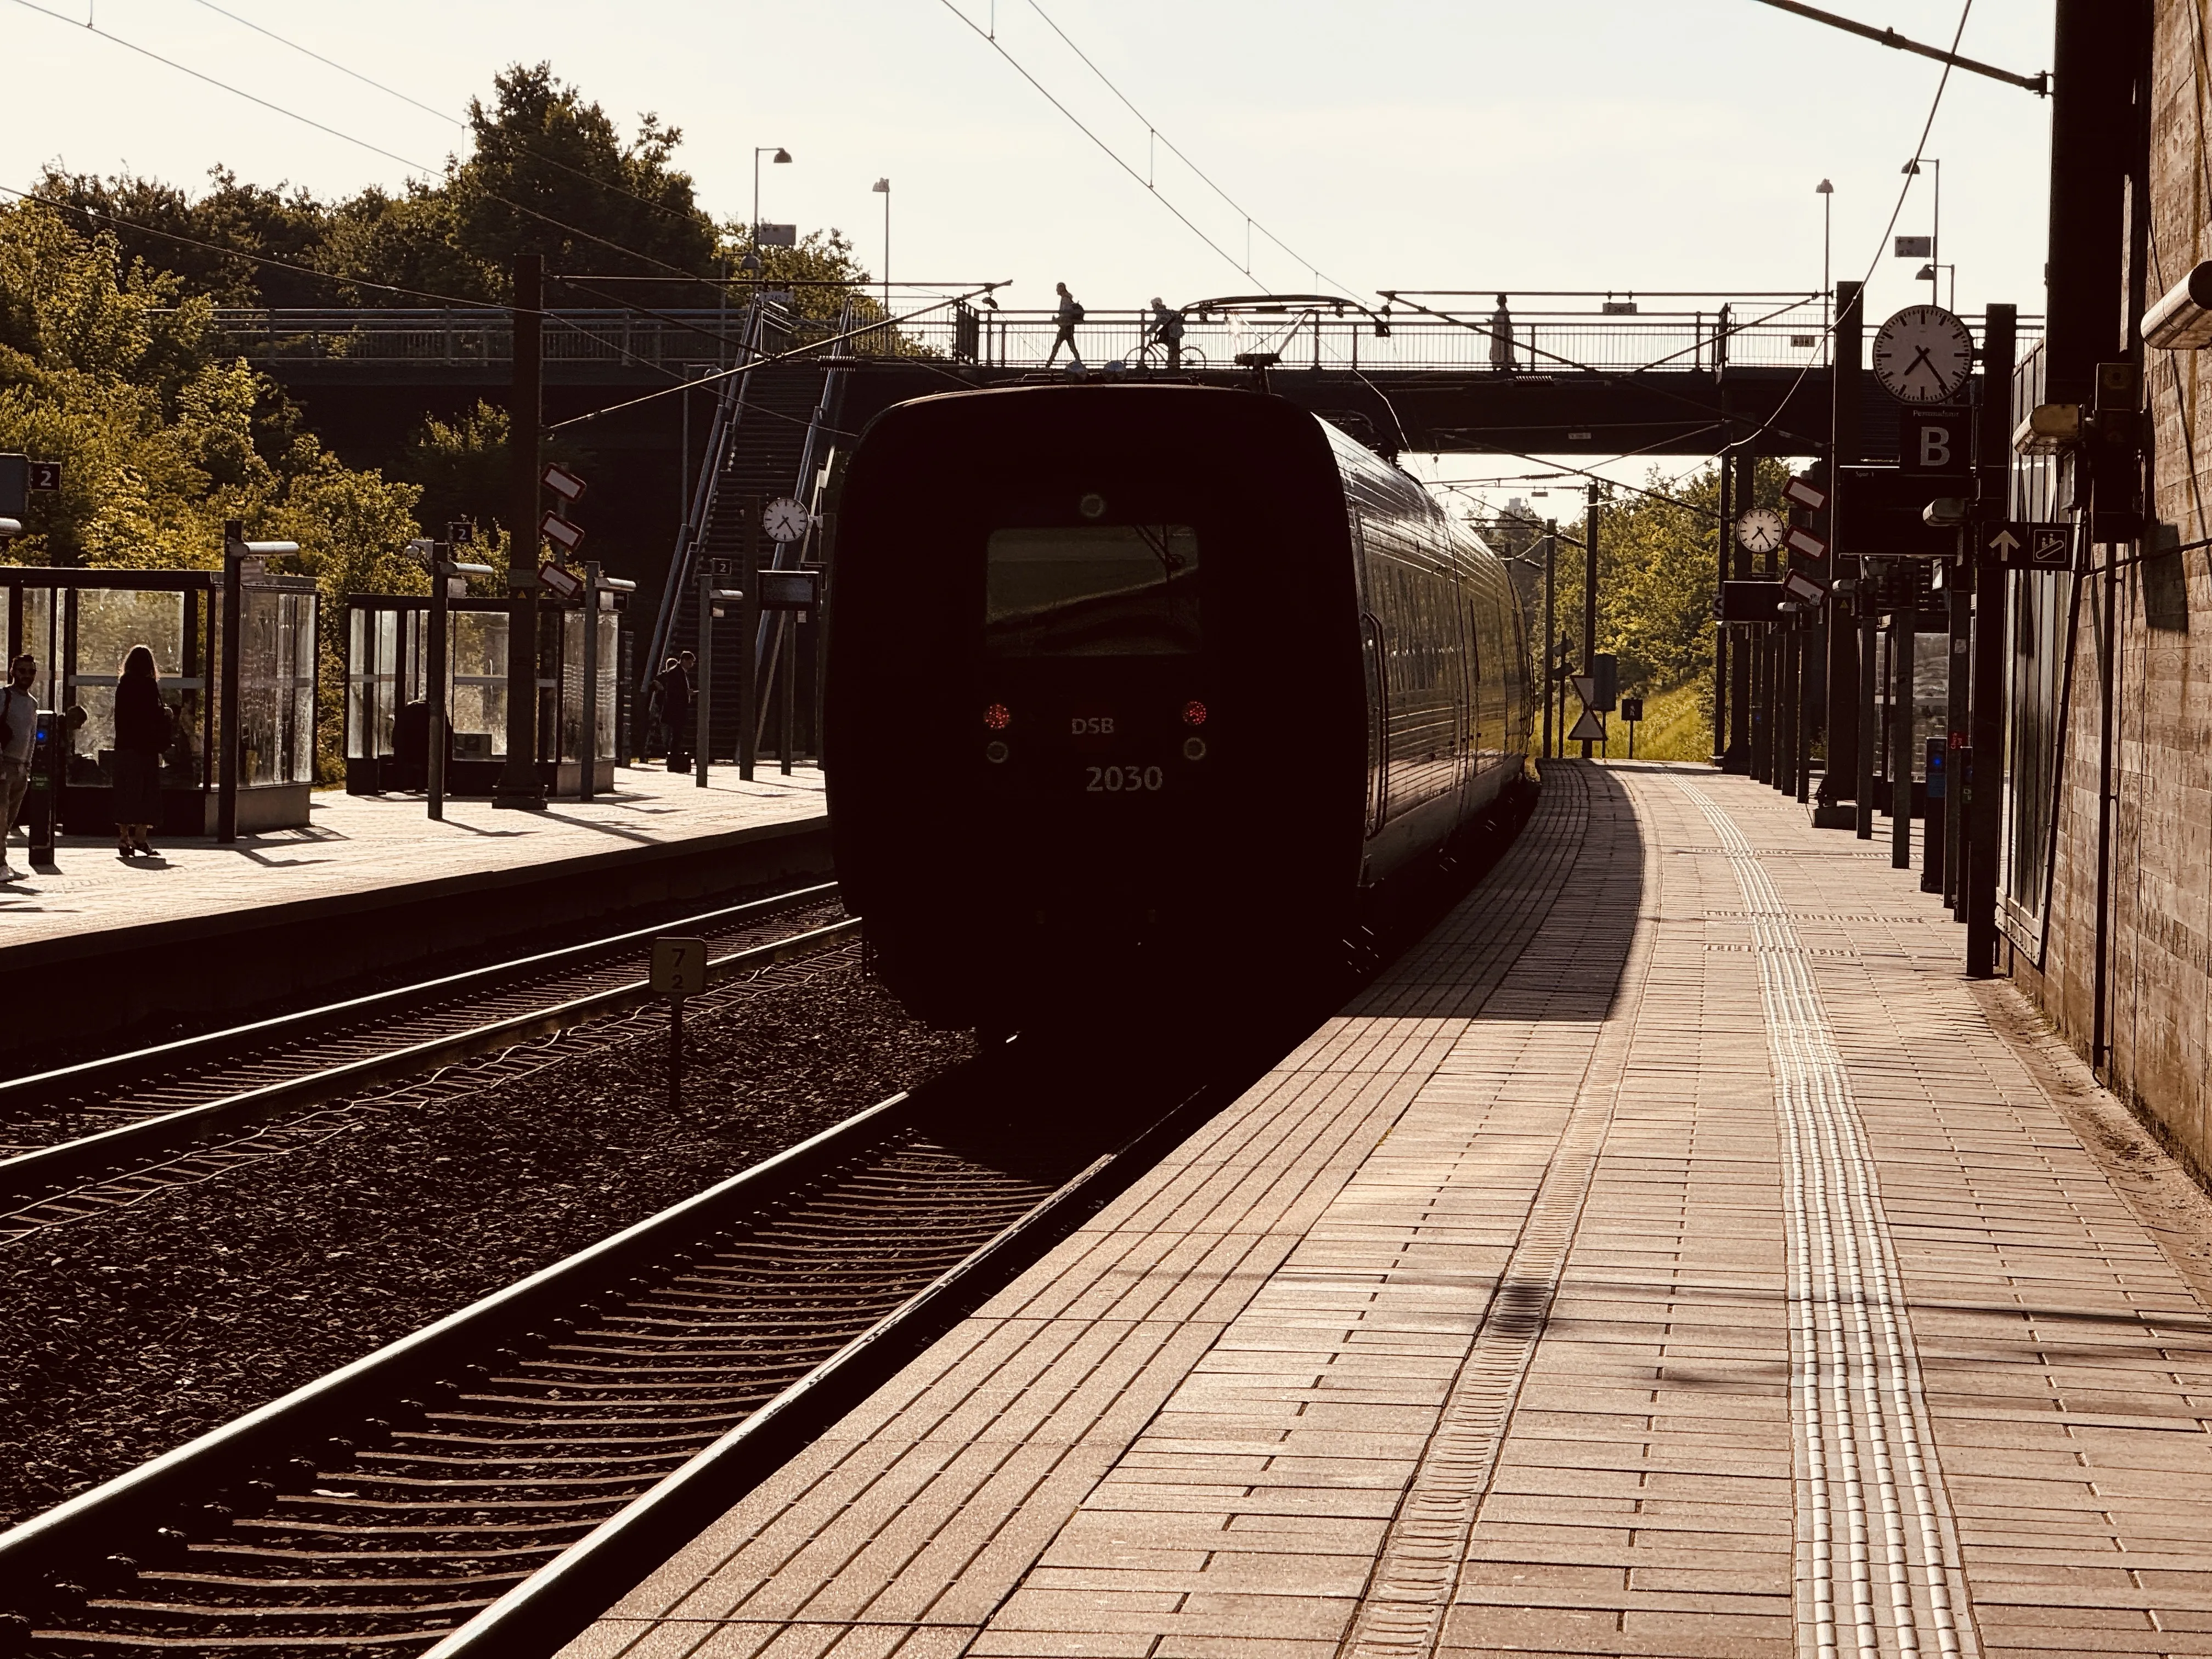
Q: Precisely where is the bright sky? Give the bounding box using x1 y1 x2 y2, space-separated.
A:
4 0 2056 503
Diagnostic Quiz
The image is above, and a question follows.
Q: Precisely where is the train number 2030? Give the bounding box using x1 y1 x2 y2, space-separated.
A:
1086 764 1165 793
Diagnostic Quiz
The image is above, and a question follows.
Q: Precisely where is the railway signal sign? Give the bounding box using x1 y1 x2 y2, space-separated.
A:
541 463 588 503
1785 526 1828 562
537 560 584 600
1566 706 1606 743
1619 695 1644 723
1784 474 1829 512
540 512 586 554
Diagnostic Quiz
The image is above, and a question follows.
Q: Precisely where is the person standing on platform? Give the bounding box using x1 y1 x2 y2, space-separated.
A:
1488 294 1516 373
657 653 694 773
0 654 38 882
112 645 168 859
1047 282 1086 372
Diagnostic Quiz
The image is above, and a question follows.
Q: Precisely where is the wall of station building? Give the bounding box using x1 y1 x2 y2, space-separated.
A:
2012 0 2212 1177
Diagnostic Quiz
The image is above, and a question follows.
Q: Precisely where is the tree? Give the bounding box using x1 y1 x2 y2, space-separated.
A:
36 165 331 309
448 63 718 290
0 200 425 776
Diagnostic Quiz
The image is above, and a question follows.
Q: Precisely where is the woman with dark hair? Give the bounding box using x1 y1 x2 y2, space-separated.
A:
112 645 167 858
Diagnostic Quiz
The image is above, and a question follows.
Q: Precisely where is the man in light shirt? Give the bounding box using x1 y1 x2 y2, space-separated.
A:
0 654 37 882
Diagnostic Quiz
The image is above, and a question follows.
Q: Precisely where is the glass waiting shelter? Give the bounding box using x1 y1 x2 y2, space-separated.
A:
343 592 622 796
1 566 320 835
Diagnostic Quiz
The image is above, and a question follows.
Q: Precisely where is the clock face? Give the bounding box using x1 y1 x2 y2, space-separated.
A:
762 496 813 543
1736 507 1785 554
1871 305 1975 405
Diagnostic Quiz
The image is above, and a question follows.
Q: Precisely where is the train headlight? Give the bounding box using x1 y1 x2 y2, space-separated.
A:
1183 736 1207 761
1182 699 1207 726
985 740 1010 764
983 702 1012 730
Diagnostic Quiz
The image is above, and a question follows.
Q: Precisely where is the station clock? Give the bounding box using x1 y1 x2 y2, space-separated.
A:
1871 305 1975 405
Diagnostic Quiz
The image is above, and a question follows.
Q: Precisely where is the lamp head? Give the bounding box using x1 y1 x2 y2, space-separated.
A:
1816 178 1834 194
773 148 792 163
872 177 890 193
1901 159 1921 175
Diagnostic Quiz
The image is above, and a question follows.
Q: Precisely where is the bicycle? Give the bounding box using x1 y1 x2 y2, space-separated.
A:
1122 337 1208 373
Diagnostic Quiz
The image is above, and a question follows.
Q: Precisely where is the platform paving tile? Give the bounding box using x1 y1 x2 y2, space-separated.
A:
562 766 2212 1658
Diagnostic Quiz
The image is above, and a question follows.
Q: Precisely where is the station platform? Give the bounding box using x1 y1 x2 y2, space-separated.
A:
0 765 827 1052
564 761 2212 1659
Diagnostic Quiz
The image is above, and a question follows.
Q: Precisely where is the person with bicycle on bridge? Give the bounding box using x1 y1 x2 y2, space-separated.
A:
1147 297 1186 370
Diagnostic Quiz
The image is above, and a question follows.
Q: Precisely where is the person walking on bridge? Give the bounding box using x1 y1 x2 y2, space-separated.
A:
1047 282 1086 372
1489 294 1516 373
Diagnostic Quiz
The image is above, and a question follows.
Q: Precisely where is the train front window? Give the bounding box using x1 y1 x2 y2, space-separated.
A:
984 526 1200 657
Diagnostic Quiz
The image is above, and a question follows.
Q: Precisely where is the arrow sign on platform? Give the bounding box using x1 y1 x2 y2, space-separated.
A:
1988 528 2021 558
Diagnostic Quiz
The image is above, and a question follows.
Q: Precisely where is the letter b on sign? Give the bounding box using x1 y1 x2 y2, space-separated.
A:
1904 409 1970 478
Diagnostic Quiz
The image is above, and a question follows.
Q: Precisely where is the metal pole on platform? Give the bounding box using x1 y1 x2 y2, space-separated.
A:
1581 485 1598 760
1891 606 1913 868
1964 302 2016 977
217 522 244 844
695 563 714 789
1540 522 1556 761
1944 561 1969 913
580 561 601 801
740 501 760 782
778 613 796 776
428 545 451 821
1823 282 1866 819
1855 598 1877 840
495 253 546 810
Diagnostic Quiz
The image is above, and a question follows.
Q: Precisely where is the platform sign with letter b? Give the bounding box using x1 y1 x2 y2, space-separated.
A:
1901 408 1972 479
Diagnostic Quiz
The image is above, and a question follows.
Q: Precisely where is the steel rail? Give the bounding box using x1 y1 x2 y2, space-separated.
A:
0 1048 1226 1659
0 886 849 1211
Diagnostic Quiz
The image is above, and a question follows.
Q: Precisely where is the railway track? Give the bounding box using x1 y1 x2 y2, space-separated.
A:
0 884 853 1234
0 1045 1221 1659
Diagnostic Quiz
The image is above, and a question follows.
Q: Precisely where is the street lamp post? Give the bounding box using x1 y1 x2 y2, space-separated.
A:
871 178 890 311
1816 179 1834 362
1903 157 1941 303
753 146 792 252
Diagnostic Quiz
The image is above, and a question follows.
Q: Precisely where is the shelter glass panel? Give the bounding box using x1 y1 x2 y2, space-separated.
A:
238 588 318 786
449 609 508 760
71 589 185 767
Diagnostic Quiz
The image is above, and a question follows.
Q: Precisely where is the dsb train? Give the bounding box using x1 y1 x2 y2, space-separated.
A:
824 383 1533 1028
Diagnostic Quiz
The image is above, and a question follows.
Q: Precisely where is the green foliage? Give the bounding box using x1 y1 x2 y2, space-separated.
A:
35 63 731 311
1538 459 1794 736
0 200 425 778
399 400 511 540
450 64 717 287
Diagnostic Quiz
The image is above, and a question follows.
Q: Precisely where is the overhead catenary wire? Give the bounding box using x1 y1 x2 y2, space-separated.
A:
544 284 1006 431
179 0 733 244
11 0 714 286
932 0 1282 293
1013 0 1355 296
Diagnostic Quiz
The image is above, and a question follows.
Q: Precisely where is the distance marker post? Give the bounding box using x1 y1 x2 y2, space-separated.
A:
651 936 708 1108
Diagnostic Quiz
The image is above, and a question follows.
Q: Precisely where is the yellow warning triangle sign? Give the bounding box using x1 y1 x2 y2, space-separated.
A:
1567 707 1607 743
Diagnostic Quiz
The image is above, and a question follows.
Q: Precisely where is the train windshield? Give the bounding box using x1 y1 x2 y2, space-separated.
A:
984 525 1201 657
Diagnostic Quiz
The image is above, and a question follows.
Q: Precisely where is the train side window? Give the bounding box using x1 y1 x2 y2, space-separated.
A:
1362 612 1387 838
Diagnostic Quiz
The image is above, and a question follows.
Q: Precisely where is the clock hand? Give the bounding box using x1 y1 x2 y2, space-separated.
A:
1904 343 1939 385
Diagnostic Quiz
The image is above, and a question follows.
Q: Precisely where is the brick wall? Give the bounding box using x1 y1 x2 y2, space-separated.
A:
2013 0 2212 1178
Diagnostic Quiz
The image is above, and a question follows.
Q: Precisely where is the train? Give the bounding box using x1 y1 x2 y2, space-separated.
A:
823 382 1534 1029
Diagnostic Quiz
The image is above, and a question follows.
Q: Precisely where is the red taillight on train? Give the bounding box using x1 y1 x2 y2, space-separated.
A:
1182 700 1207 726
983 703 1012 730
